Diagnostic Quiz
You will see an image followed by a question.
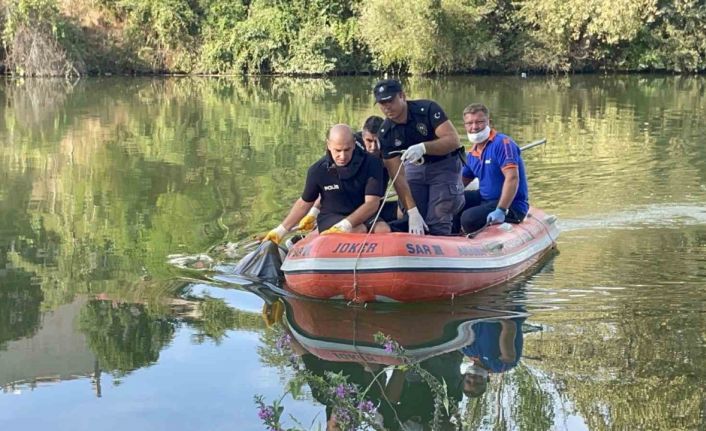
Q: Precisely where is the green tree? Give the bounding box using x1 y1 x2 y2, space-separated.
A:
358 0 498 74
517 0 658 72
625 0 706 72
100 0 201 72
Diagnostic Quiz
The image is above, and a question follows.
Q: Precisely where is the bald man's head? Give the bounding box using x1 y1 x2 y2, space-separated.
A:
326 124 356 166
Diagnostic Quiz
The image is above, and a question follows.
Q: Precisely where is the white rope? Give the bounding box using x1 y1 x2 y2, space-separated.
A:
349 160 407 302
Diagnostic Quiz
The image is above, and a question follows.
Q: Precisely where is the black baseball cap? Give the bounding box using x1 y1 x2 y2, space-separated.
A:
373 79 403 103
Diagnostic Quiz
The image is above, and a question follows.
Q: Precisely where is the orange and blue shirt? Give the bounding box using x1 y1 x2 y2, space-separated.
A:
462 129 529 214
461 317 526 373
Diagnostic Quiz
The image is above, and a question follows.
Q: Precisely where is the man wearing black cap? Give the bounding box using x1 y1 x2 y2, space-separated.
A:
374 79 464 235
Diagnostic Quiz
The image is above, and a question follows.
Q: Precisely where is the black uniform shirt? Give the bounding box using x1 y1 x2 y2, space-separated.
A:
301 147 385 218
378 99 450 161
354 130 390 189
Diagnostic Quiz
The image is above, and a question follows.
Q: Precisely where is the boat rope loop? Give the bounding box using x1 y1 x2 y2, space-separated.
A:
466 222 490 239
349 160 407 303
525 212 559 248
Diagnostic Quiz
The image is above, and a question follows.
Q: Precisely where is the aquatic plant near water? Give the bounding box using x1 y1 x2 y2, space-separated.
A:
254 395 285 431
255 331 461 430
257 404 274 421
373 332 403 356
255 366 382 430
276 333 292 351
357 400 375 413
332 382 355 399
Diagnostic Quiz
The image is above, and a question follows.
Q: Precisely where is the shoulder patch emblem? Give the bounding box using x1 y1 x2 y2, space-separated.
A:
378 86 385 93
434 112 441 119
416 123 428 136
394 139 402 147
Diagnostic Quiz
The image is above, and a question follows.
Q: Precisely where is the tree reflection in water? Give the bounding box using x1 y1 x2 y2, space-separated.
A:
0 269 43 349
78 300 176 376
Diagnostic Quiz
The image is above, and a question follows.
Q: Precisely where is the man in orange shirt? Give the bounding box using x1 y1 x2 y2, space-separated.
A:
459 103 529 233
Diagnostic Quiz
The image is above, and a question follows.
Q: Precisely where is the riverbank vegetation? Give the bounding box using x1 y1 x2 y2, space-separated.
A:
1 0 705 76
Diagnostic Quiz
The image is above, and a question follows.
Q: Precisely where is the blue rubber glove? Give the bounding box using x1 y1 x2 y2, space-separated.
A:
487 208 506 225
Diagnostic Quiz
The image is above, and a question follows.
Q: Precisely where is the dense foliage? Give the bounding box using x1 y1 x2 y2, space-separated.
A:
1 0 704 76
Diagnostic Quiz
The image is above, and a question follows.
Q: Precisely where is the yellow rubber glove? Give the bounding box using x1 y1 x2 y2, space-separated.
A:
321 219 352 235
261 300 284 327
263 224 287 244
321 226 344 235
297 207 320 231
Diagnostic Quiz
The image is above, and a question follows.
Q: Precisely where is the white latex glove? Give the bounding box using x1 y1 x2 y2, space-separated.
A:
401 143 426 164
322 218 353 235
407 207 428 235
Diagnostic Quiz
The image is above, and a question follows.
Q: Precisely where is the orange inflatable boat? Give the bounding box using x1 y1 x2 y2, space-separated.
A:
281 208 559 302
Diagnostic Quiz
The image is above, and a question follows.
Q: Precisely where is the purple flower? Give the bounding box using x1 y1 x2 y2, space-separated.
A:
383 340 395 353
334 383 349 399
276 334 292 350
357 400 376 413
333 406 352 423
258 406 274 421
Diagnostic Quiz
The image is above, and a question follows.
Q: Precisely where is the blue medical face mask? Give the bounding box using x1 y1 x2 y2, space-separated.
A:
467 125 491 144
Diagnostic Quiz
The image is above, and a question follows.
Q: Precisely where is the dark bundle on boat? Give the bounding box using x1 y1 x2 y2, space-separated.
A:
232 241 287 280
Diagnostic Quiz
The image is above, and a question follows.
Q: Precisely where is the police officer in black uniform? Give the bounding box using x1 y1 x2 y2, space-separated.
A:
374 79 464 236
264 124 390 243
354 116 401 223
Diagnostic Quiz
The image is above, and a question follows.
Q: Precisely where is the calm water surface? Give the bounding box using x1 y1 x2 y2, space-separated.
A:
0 76 704 430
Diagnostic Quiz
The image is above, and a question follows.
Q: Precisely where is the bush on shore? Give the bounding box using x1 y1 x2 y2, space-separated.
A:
2 0 85 77
1 0 704 76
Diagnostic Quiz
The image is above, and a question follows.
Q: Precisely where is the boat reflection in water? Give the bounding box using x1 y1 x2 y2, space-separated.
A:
273 291 529 430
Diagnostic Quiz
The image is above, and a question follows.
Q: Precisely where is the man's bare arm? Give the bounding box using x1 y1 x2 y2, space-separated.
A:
345 195 381 227
423 120 461 155
281 198 315 230
498 167 519 210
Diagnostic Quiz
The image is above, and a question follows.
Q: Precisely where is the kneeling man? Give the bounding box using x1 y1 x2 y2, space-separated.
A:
265 124 390 243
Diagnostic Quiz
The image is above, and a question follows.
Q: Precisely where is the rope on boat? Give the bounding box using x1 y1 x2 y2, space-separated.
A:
349 160 407 302
466 222 490 238
521 212 559 248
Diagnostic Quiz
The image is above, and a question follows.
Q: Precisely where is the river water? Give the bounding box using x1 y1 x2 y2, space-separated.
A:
0 75 704 430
